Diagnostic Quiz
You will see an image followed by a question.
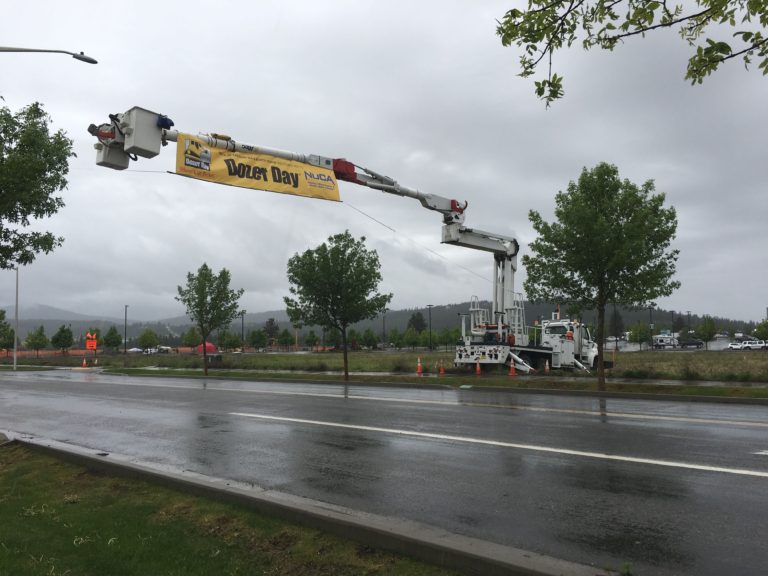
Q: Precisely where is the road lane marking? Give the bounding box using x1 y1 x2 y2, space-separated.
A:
230 412 768 479
217 387 768 429
754 450 768 455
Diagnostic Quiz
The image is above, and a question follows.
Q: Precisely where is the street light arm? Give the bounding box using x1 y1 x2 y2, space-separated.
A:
0 46 97 64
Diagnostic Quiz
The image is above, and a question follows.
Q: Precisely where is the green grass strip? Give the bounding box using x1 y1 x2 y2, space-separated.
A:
0 443 456 576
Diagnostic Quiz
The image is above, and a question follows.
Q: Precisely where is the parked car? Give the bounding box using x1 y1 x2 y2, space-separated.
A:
677 337 704 349
741 340 766 350
727 342 743 350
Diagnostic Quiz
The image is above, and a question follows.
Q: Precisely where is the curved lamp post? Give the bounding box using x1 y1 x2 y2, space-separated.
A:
5 45 97 371
0 46 97 64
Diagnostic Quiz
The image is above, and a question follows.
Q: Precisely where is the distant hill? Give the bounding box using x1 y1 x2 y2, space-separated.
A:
0 303 122 323
1 301 757 344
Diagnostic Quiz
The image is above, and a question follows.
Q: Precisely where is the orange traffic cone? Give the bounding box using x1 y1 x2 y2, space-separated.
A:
82 357 87 368
475 361 481 376
508 363 517 378
439 361 445 377
417 357 422 377
544 359 550 374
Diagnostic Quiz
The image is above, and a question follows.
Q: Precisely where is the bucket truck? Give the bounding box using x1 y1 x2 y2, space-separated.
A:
87 106 598 372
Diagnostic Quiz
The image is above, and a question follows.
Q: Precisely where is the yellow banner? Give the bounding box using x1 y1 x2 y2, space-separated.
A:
175 133 339 201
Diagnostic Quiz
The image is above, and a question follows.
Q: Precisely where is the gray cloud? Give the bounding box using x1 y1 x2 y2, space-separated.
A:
0 1 766 323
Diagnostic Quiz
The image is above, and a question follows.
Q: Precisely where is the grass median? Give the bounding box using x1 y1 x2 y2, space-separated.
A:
4 349 768 399
0 442 457 576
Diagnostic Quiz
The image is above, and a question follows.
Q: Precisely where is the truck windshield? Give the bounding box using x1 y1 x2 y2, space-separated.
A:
546 325 568 335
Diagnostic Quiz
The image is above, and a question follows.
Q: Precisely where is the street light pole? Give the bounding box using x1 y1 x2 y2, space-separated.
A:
649 305 654 349
381 309 387 350
13 267 19 371
0 46 97 64
3 44 96 371
124 305 128 355
240 310 246 346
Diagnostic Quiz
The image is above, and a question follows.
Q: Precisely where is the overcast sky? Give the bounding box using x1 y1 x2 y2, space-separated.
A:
1 1 766 323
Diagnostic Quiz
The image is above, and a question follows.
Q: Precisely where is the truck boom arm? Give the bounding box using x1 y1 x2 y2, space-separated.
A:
89 106 526 348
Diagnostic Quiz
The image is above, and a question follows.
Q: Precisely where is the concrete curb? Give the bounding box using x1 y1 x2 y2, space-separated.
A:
3 433 613 576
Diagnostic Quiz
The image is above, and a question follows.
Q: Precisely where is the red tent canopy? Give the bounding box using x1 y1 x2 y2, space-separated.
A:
196 341 218 353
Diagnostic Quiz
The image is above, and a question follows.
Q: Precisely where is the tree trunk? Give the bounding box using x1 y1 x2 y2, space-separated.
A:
596 304 606 391
341 328 349 381
202 330 209 376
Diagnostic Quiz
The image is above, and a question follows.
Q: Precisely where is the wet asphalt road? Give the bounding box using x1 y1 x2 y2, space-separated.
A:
1 369 767 575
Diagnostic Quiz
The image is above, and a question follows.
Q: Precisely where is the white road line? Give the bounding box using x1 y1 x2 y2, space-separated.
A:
216 387 768 429
754 450 768 456
230 412 768 479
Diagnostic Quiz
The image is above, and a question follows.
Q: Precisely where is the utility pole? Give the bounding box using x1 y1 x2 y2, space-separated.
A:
124 304 129 354
381 309 387 350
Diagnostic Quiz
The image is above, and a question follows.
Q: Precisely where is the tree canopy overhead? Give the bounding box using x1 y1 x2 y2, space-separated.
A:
497 1 768 105
0 100 74 268
524 162 680 387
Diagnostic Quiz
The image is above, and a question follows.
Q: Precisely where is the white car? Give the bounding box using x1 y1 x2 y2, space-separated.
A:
741 340 765 350
727 342 743 350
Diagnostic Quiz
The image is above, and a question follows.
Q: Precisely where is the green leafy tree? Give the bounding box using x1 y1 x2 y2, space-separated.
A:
248 329 267 350
182 326 202 348
404 327 421 350
609 306 625 340
138 329 160 351
25 325 48 357
50 324 74 354
754 320 768 341
264 318 279 344
361 328 379 350
284 231 392 380
217 330 241 351
523 163 679 389
0 310 9 334
419 329 437 349
103 326 122 353
0 310 15 355
176 263 243 375
388 328 403 349
347 328 360 350
439 327 460 351
278 328 294 351
497 1 768 106
672 314 686 335
325 328 341 348
305 330 319 350
1 101 74 268
695 315 718 349
407 312 427 333
628 322 651 350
